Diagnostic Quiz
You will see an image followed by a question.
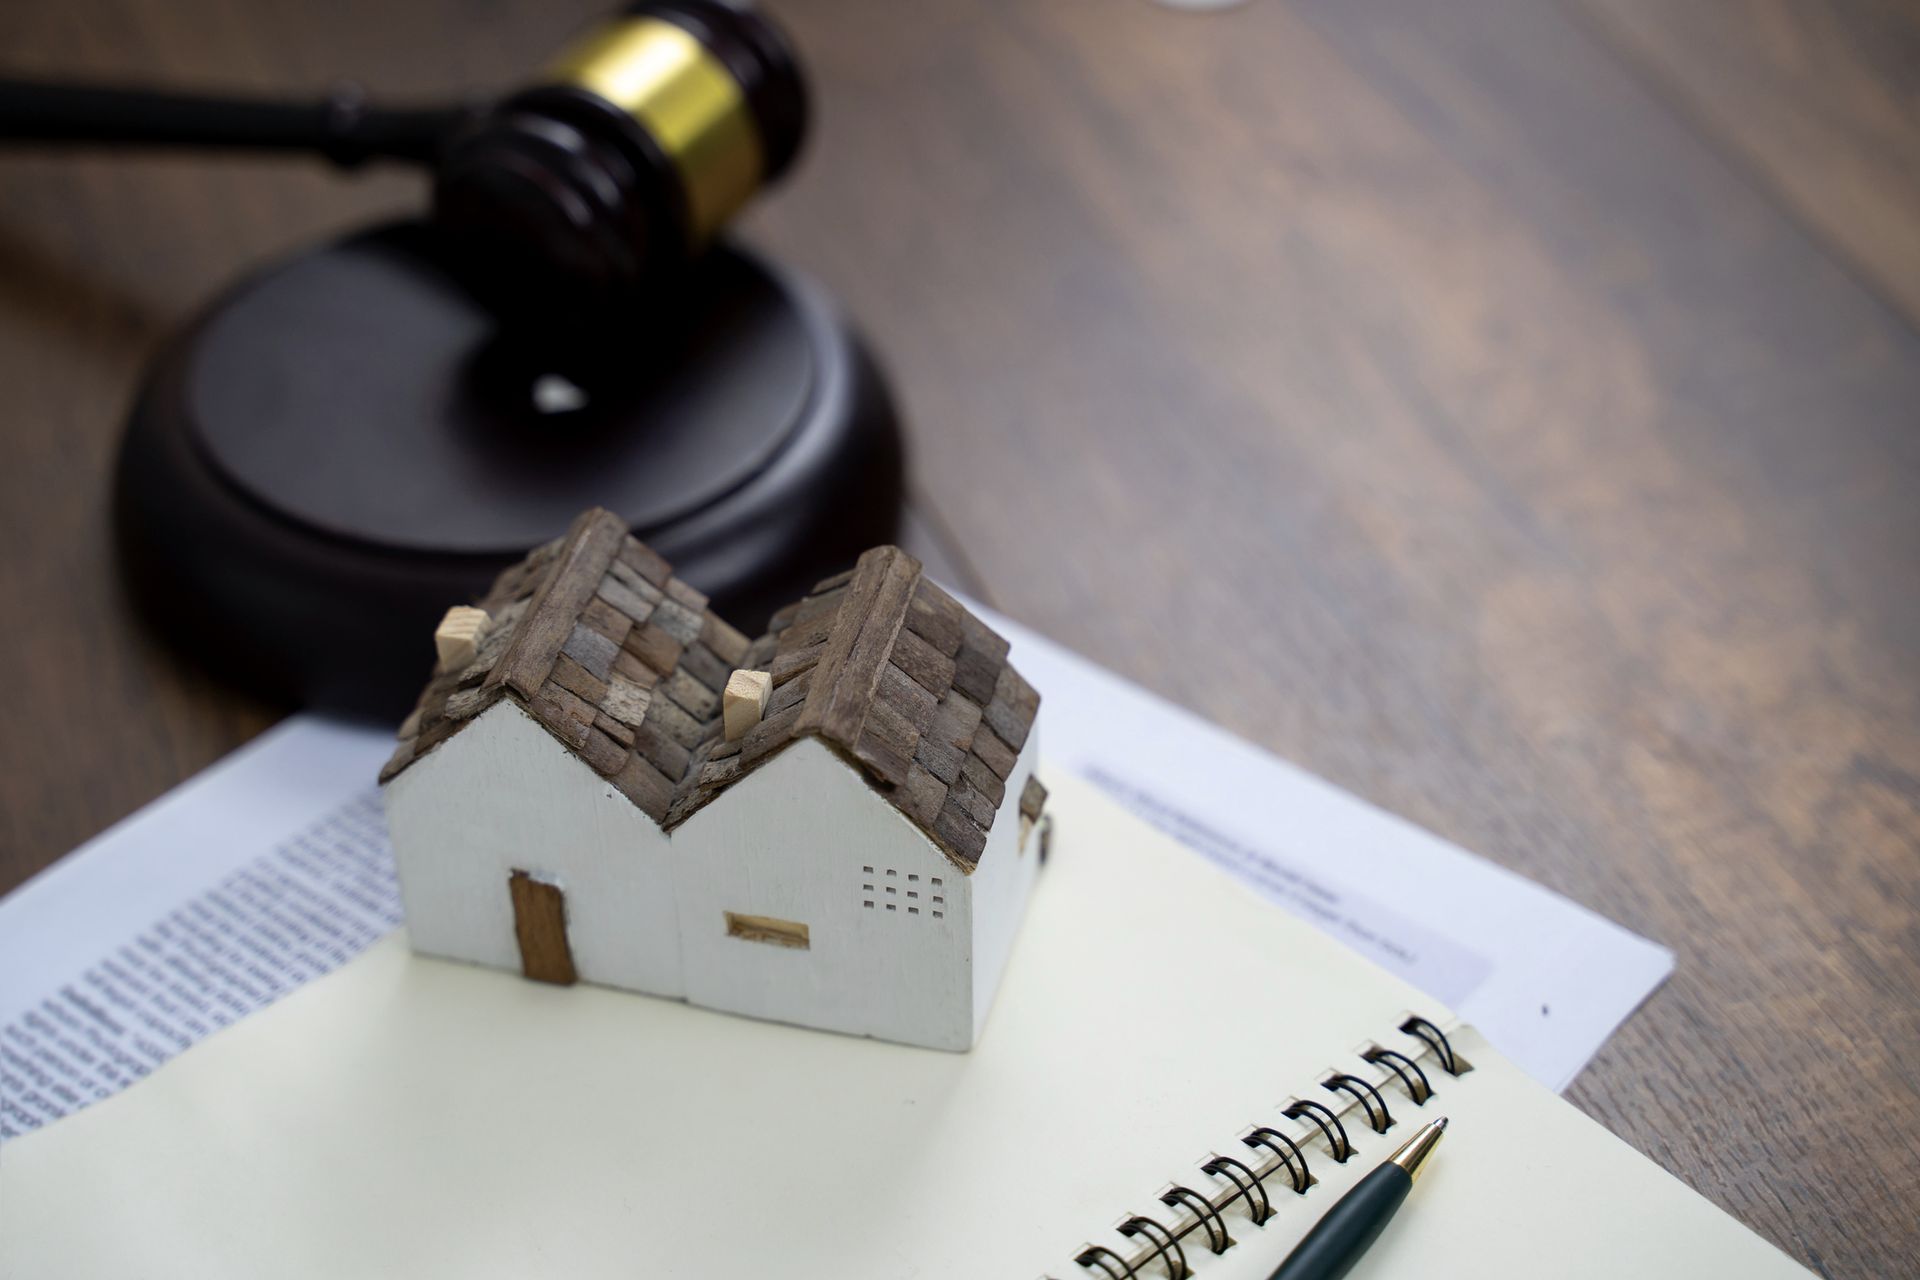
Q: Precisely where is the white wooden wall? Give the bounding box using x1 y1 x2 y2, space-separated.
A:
670 739 979 1050
384 707 1044 1052
383 702 686 997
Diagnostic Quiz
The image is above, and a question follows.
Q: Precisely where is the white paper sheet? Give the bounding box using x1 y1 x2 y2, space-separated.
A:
0 613 1669 1142
0 720 399 1139
980 611 1673 1088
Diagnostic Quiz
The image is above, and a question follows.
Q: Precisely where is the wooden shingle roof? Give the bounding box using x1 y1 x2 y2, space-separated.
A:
382 510 1041 872
380 508 751 823
671 545 1040 869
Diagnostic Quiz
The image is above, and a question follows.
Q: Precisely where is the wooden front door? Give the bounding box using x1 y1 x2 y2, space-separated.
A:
508 870 577 985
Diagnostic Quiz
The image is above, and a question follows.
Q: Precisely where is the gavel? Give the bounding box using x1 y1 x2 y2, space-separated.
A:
0 0 806 296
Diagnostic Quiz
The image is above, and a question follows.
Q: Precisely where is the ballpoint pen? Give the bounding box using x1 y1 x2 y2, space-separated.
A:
1265 1116 1448 1280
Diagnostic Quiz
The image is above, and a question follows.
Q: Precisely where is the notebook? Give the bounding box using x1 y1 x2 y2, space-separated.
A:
0 771 1805 1279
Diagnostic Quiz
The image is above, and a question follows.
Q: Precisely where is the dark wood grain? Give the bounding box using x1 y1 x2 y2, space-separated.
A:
487 508 625 699
1 0 1915 1274
1580 0 1920 329
794 544 918 744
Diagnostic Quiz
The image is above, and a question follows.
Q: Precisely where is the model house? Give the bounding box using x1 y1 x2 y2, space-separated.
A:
379 508 1046 1051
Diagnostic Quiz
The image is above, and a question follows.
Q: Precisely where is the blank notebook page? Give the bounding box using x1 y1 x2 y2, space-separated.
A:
0 771 1805 1279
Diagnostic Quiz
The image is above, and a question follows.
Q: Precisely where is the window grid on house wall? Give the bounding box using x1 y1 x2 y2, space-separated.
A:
863 866 947 919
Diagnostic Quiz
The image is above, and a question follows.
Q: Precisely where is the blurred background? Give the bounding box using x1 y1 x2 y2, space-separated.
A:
0 1 1916 1273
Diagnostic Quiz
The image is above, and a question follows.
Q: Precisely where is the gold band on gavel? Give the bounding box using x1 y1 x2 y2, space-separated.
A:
547 16 762 244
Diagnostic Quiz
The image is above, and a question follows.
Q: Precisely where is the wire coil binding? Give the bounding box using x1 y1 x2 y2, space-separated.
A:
1118 1215 1188 1280
1158 1186 1230 1256
1322 1072 1394 1133
1055 1015 1465 1279
1075 1244 1138 1279
1363 1046 1433 1103
1241 1127 1311 1194
1201 1154 1272 1226
1282 1098 1353 1162
1399 1015 1461 1075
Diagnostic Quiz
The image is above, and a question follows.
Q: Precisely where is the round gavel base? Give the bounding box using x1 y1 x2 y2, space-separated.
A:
114 222 904 720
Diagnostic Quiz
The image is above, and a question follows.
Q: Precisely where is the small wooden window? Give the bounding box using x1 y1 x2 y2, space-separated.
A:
724 911 810 949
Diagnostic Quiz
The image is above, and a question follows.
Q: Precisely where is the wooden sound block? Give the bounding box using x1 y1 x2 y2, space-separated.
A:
113 221 904 720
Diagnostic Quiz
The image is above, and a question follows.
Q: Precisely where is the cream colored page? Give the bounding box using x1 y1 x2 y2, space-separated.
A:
1191 1021 1808 1280
0 772 1800 1279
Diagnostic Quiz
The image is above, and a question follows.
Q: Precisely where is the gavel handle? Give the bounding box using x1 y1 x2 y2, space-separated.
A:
0 78 475 167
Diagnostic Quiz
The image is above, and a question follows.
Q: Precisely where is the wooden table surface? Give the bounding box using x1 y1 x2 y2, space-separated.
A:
3 0 1915 1272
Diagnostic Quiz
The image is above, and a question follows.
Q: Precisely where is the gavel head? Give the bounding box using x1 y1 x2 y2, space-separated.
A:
433 0 806 296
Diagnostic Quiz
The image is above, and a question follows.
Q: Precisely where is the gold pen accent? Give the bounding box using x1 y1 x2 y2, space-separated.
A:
1386 1116 1448 1184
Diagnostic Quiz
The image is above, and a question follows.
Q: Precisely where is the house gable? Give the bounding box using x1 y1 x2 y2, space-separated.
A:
384 700 686 998
381 509 751 822
670 737 977 1048
673 546 1040 871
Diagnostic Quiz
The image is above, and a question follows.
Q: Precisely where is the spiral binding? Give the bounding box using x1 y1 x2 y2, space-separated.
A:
1362 1046 1433 1104
1057 1015 1469 1280
1322 1073 1394 1134
1282 1098 1352 1163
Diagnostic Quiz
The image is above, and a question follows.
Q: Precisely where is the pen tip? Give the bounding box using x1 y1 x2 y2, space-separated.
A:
1388 1116 1449 1182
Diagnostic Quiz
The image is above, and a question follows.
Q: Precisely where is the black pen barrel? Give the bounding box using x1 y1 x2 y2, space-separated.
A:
1265 1163 1412 1280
